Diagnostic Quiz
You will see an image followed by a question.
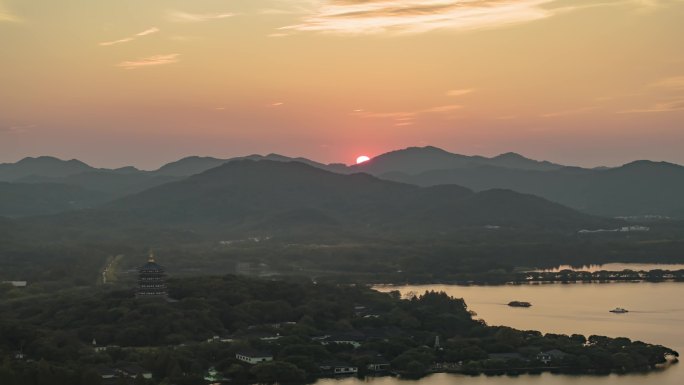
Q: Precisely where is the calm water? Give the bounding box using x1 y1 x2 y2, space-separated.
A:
537 263 684 273
316 282 684 385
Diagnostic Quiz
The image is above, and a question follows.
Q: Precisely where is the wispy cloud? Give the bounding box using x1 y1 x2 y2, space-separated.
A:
0 1 21 22
136 27 160 37
0 124 35 134
259 0 322 16
117 54 180 70
280 0 561 35
100 27 160 46
100 37 135 46
446 89 474 97
260 8 302 15
650 76 684 90
166 10 235 23
540 106 597 118
354 104 462 126
618 99 684 114
629 0 682 12
169 35 199 42
422 104 463 113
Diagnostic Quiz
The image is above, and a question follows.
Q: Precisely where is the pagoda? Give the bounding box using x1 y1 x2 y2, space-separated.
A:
136 252 167 298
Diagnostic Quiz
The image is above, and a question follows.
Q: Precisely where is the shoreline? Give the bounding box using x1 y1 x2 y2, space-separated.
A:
365 268 684 288
236 357 681 385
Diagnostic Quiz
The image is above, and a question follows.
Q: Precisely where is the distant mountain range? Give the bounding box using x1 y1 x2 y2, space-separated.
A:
0 182 107 217
0 146 682 219
349 146 564 174
0 147 564 182
154 154 348 177
382 159 684 218
31 160 612 240
0 156 95 181
0 153 348 181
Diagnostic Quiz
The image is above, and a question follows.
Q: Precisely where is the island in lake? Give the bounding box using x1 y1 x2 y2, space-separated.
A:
508 301 532 308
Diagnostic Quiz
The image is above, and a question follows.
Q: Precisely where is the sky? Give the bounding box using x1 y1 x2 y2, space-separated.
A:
1 0 683 169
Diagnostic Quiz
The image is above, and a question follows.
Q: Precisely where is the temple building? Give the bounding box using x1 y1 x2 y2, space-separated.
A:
136 252 167 298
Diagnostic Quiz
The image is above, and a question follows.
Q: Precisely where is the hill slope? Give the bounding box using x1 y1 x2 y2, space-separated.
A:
0 156 95 181
153 153 348 177
351 146 563 175
384 161 684 218
18 171 179 198
0 182 108 217
100 160 613 235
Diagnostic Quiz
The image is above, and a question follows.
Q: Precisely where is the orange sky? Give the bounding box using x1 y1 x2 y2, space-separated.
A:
1 0 683 169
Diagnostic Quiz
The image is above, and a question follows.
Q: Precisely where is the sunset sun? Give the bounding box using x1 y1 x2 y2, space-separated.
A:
356 155 371 164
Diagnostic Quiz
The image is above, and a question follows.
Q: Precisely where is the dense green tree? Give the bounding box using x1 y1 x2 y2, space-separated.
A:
249 361 306 383
80 369 102 385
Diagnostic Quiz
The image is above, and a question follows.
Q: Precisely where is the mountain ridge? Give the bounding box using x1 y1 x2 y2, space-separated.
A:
96 160 614 235
385 161 684 218
3 147 682 218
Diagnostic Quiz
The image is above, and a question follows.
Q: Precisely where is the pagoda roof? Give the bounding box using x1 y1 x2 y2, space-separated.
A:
139 261 165 272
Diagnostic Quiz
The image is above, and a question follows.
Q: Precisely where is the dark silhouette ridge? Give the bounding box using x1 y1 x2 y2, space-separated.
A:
385 160 684 218
97 160 613 233
2 147 682 218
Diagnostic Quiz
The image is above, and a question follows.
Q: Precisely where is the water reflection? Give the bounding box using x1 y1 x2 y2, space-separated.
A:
316 371 674 385
329 282 684 385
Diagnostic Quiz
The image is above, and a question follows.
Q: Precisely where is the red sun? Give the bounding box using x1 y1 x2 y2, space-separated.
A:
356 155 371 164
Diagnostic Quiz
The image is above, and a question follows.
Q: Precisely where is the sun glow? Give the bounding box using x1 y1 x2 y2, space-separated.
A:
356 155 371 164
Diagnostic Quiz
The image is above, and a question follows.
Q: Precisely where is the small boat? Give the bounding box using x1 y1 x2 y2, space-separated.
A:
609 307 629 313
508 301 532 307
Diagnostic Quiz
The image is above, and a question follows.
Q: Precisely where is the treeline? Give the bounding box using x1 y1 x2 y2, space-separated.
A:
2 212 684 290
519 269 684 283
0 276 678 384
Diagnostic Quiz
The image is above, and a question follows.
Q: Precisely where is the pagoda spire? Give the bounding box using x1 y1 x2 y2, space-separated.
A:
136 252 167 298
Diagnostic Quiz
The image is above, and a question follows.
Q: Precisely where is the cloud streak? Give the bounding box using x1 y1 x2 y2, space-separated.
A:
280 0 561 35
0 1 21 22
166 10 235 23
446 89 474 97
137 27 160 36
117 54 180 70
354 103 462 126
0 124 35 134
651 76 684 90
100 27 160 46
540 106 597 118
618 99 684 114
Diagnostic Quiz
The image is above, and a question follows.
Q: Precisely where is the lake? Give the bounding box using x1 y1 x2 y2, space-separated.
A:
315 282 683 385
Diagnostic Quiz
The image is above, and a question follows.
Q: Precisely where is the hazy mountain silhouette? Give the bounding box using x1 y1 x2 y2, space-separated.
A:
0 182 108 217
384 160 684 218
153 153 348 177
97 160 612 234
153 156 228 177
0 156 95 181
5 147 681 220
151 147 563 178
18 171 180 198
350 146 563 175
0 146 565 183
0 154 351 215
